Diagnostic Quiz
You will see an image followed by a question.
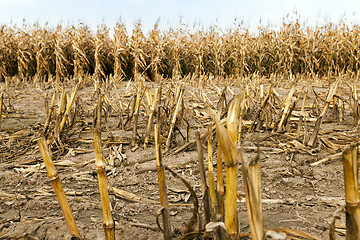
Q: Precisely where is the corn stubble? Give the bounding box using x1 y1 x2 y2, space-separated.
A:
343 145 360 239
38 137 82 239
93 87 116 240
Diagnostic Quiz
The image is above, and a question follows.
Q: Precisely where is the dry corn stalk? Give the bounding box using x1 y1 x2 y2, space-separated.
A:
307 78 340 147
215 117 238 239
277 83 296 132
43 91 57 135
242 147 264 240
59 85 78 135
214 96 242 239
297 86 308 140
165 88 183 152
131 83 145 148
343 144 360 239
154 123 172 239
38 137 82 239
93 89 116 240
249 86 272 132
196 131 210 224
144 88 159 148
216 137 225 220
207 126 216 221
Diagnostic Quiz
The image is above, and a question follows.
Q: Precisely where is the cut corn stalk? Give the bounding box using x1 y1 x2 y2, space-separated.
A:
59 85 78 135
131 82 145 148
144 88 159 148
216 138 225 221
297 87 308 140
250 86 272 132
38 137 82 239
307 78 340 147
215 113 239 239
155 123 172 239
196 131 210 224
207 126 216 221
242 147 264 240
227 95 242 143
277 83 296 132
343 144 360 239
165 88 183 152
93 89 116 240
43 91 57 135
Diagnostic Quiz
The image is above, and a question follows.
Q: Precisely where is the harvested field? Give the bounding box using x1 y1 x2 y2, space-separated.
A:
1 19 360 240
0 75 359 239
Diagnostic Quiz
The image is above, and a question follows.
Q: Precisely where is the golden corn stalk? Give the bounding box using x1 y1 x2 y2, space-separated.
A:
37 137 82 239
343 144 360 239
165 88 183 152
144 88 159 148
59 85 78 135
213 95 242 239
277 83 296 132
308 78 340 147
242 147 264 240
43 91 57 135
93 89 116 240
154 123 172 240
215 118 238 239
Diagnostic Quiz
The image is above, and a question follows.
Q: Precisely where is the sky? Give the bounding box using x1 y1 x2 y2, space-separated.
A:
0 0 360 34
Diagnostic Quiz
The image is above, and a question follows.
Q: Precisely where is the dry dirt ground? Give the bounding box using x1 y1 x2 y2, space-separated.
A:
0 79 356 239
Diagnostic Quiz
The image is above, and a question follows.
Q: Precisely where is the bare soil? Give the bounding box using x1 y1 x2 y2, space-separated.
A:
0 80 355 239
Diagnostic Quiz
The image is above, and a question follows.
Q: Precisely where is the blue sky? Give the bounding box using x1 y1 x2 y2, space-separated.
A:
0 0 359 34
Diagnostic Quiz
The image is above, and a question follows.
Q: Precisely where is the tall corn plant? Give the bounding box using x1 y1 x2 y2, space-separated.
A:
147 21 166 81
33 25 56 80
72 23 94 78
113 22 129 80
0 25 18 79
130 22 147 81
16 25 37 80
94 24 113 81
55 26 74 81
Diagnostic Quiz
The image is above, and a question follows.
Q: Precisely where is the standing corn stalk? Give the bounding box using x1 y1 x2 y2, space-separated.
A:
94 24 113 81
93 88 116 240
343 144 360 239
130 22 147 81
113 22 128 80
38 137 82 239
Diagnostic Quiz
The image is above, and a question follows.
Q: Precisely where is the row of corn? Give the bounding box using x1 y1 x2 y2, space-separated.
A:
2 19 360 82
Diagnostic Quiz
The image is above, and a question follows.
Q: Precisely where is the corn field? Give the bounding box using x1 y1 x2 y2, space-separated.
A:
1 19 360 240
1 20 360 82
